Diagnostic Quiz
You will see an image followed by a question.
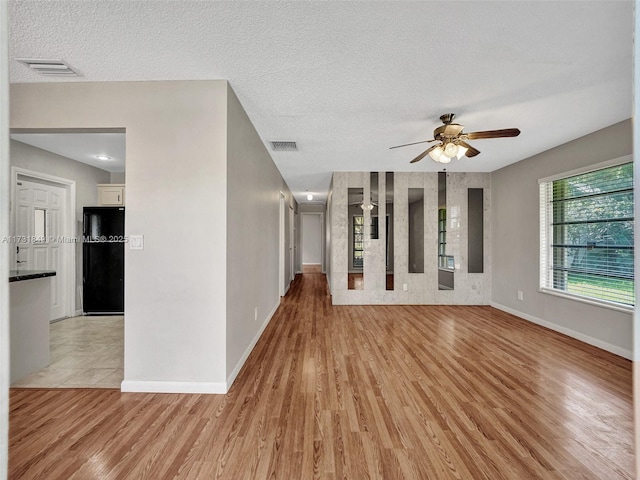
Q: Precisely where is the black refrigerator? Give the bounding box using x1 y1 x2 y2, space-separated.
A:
83 206 125 314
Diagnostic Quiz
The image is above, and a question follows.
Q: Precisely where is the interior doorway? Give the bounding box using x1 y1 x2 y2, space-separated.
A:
8 130 125 389
301 212 324 273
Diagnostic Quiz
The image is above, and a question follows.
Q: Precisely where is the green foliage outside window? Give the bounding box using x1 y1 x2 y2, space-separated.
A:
548 162 634 306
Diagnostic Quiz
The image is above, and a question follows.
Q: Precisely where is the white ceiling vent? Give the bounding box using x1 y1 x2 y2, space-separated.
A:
15 58 81 77
270 141 298 152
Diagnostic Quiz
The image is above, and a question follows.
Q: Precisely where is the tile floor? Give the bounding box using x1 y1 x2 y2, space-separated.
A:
11 315 124 389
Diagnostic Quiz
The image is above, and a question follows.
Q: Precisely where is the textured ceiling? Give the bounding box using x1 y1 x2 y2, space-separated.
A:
8 1 633 205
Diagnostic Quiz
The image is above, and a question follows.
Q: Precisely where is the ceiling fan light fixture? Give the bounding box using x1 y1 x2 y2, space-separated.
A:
429 146 444 162
391 113 520 164
443 142 458 158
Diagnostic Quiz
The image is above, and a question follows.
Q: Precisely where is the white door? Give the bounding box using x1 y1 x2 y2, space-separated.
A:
14 178 67 320
301 214 323 267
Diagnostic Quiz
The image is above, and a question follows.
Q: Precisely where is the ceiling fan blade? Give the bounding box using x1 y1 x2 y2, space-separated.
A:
459 140 480 157
465 128 521 140
410 145 438 163
389 139 435 149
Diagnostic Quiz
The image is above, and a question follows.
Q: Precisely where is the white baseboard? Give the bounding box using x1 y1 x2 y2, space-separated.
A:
120 302 280 395
74 309 83 317
226 301 280 389
490 302 633 360
120 380 227 394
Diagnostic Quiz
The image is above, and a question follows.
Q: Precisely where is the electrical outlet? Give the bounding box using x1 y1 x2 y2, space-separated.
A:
517 290 524 301
403 283 408 291
254 307 258 321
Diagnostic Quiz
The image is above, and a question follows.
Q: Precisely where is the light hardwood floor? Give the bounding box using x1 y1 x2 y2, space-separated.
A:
11 315 123 388
9 273 633 479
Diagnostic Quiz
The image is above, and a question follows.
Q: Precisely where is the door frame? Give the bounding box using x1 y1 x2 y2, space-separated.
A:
279 191 286 297
289 206 295 283
10 166 77 317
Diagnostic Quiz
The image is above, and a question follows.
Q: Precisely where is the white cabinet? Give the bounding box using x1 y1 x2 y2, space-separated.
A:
98 184 125 205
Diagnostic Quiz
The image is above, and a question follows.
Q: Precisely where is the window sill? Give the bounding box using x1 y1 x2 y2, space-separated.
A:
538 288 633 314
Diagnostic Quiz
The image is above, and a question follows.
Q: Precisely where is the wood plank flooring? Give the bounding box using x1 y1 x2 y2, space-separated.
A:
9 273 633 479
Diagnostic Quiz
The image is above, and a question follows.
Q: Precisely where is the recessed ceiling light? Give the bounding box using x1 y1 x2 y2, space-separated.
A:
96 154 112 161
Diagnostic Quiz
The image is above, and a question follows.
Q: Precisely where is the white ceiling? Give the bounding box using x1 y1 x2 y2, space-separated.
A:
8 1 633 205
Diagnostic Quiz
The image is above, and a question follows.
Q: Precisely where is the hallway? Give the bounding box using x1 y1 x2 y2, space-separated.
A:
9 273 633 479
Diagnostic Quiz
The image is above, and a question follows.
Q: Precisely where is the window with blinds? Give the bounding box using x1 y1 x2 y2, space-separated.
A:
539 162 634 307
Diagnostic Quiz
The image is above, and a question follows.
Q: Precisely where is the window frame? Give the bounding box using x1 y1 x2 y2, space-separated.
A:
538 155 634 313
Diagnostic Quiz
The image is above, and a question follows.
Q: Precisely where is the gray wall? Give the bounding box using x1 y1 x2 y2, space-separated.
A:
634 6 640 471
11 81 230 392
10 140 111 312
1 2 10 473
491 119 633 358
110 172 125 184
225 84 296 383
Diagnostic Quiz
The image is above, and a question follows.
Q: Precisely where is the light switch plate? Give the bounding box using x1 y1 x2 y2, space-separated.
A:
129 234 144 250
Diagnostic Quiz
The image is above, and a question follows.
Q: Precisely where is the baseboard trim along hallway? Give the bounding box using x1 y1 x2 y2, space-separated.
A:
120 380 228 394
491 301 633 360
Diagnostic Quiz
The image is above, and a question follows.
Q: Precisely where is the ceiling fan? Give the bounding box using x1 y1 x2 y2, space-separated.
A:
390 113 520 164
348 193 378 211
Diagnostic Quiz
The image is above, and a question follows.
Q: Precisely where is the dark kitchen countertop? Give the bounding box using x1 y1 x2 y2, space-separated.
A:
9 270 57 283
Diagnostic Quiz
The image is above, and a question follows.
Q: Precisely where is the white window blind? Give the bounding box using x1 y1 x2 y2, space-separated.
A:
539 162 634 307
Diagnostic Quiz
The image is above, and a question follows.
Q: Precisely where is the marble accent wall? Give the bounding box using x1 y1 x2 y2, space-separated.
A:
329 171 491 305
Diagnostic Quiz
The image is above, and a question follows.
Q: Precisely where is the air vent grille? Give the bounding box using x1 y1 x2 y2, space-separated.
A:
270 141 298 151
15 58 81 77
